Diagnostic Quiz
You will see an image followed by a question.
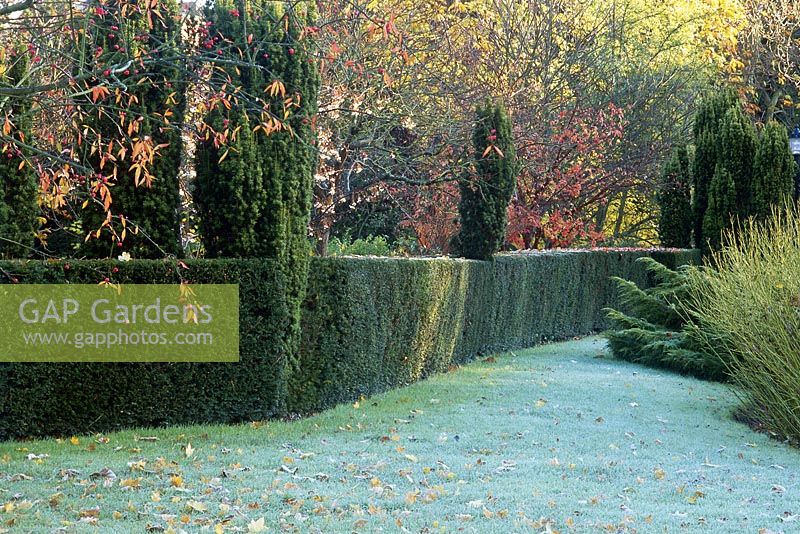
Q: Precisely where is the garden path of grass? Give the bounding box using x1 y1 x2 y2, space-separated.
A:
2 337 800 533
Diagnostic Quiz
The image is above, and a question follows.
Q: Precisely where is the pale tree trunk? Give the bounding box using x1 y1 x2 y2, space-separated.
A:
613 191 629 238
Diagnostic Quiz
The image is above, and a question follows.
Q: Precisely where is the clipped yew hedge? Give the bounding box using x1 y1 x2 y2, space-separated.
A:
294 249 701 412
0 249 699 438
0 259 291 440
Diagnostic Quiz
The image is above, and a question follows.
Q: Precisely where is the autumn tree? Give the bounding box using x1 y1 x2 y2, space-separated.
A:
453 102 517 260
656 146 692 248
752 121 796 221
0 49 38 258
734 0 800 124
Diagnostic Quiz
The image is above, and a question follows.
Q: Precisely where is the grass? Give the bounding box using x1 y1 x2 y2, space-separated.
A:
2 337 800 533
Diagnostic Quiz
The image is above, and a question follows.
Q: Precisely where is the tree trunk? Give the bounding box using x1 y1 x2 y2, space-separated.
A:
613 191 629 238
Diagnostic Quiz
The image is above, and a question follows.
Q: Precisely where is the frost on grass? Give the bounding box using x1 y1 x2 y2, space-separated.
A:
1 337 799 533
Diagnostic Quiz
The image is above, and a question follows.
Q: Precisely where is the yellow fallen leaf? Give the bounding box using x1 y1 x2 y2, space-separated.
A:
248 517 266 533
170 475 183 487
70 436 80 446
654 468 666 480
535 399 547 408
79 507 100 518
186 500 208 513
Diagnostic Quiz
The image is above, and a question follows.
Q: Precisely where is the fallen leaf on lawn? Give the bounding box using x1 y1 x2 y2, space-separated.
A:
184 443 194 458
535 399 547 408
70 436 80 445
128 460 147 472
170 475 183 487
248 517 267 533
49 492 64 507
186 500 208 513
119 478 141 489
9 473 32 482
404 490 419 505
654 468 666 480
135 436 159 442
90 467 117 480
772 485 787 494
79 507 100 518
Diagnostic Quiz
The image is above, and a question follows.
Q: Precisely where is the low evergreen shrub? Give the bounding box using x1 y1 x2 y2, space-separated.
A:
603 258 728 381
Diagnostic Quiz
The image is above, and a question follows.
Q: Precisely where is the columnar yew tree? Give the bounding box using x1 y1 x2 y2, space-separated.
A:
752 121 796 221
656 146 692 248
0 51 38 259
454 102 517 260
703 165 737 252
79 0 184 258
195 0 319 263
692 89 737 249
194 0 320 409
717 105 757 218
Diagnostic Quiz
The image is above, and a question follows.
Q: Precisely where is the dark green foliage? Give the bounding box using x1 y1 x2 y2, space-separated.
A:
195 110 265 257
604 258 727 381
0 250 699 438
80 0 184 258
692 89 738 249
692 130 717 248
0 259 290 440
717 105 756 217
703 165 737 253
195 1 320 406
195 0 319 261
657 146 692 247
753 121 796 221
0 51 38 259
454 102 517 260
295 250 701 412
